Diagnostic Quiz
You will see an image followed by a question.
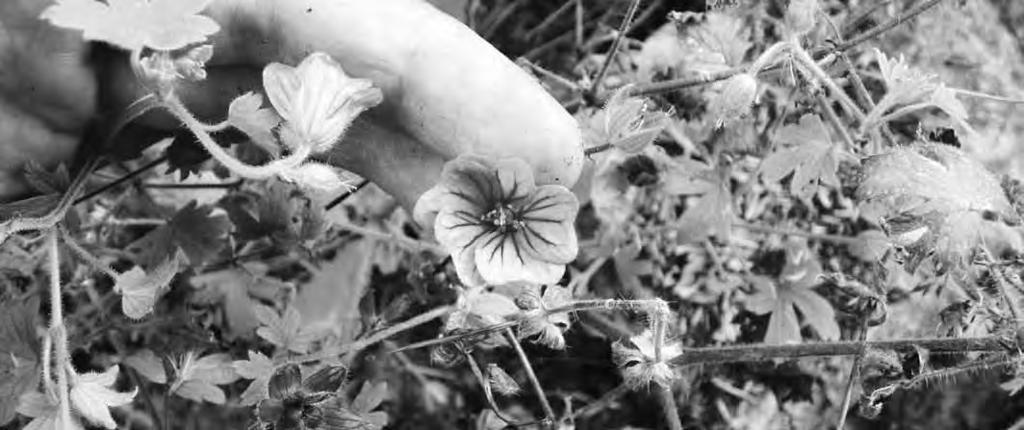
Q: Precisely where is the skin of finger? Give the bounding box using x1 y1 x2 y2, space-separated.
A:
0 0 96 201
203 0 584 188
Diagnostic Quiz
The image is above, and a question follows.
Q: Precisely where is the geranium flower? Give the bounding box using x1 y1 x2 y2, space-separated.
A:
415 155 580 287
263 53 383 154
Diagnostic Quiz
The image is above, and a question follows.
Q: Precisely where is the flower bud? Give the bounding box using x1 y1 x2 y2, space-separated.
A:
708 73 758 127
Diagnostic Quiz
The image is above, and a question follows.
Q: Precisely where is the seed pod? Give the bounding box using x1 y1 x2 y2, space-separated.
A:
708 73 757 128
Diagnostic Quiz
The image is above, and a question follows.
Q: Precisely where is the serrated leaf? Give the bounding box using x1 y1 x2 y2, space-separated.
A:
228 92 282 156
233 351 274 406
69 366 136 429
23 162 70 195
583 87 669 154
857 142 1021 269
112 257 179 319
40 0 220 51
171 351 238 405
871 49 971 133
0 298 40 426
760 114 842 199
255 306 320 354
127 201 230 267
676 167 733 243
692 12 751 66
220 181 325 246
124 349 167 384
190 268 288 339
294 240 373 342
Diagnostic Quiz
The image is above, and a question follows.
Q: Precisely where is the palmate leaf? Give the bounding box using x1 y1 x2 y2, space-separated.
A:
190 265 289 340
0 298 40 426
744 242 839 344
127 201 230 267
321 382 389 430
40 0 220 51
233 351 274 406
254 306 321 354
759 114 845 200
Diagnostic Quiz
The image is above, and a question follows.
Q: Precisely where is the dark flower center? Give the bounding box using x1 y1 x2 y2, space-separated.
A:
480 204 523 234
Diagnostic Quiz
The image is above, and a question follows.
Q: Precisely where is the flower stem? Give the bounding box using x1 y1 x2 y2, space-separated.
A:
790 45 866 124
162 95 310 180
48 229 73 426
505 327 557 426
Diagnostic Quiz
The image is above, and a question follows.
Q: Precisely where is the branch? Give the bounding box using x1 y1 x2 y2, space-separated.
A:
669 336 1009 367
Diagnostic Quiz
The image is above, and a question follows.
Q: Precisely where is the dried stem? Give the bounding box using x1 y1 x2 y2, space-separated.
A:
75 156 165 205
331 221 447 255
325 179 370 210
669 336 1009 367
505 327 557 426
589 0 642 95
291 305 454 364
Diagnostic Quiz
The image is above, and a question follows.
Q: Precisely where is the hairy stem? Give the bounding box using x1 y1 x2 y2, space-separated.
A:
163 95 310 180
48 230 73 426
59 227 120 280
656 384 684 430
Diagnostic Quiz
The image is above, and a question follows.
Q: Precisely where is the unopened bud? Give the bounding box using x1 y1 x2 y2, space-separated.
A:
708 73 758 127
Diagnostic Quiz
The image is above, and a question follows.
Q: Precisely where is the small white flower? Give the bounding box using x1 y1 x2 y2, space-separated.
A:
263 53 383 154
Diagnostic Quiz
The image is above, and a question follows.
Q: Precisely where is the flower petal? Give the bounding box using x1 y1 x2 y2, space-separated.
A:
437 155 501 211
474 233 566 285
493 157 536 202
516 185 579 263
262 62 301 128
